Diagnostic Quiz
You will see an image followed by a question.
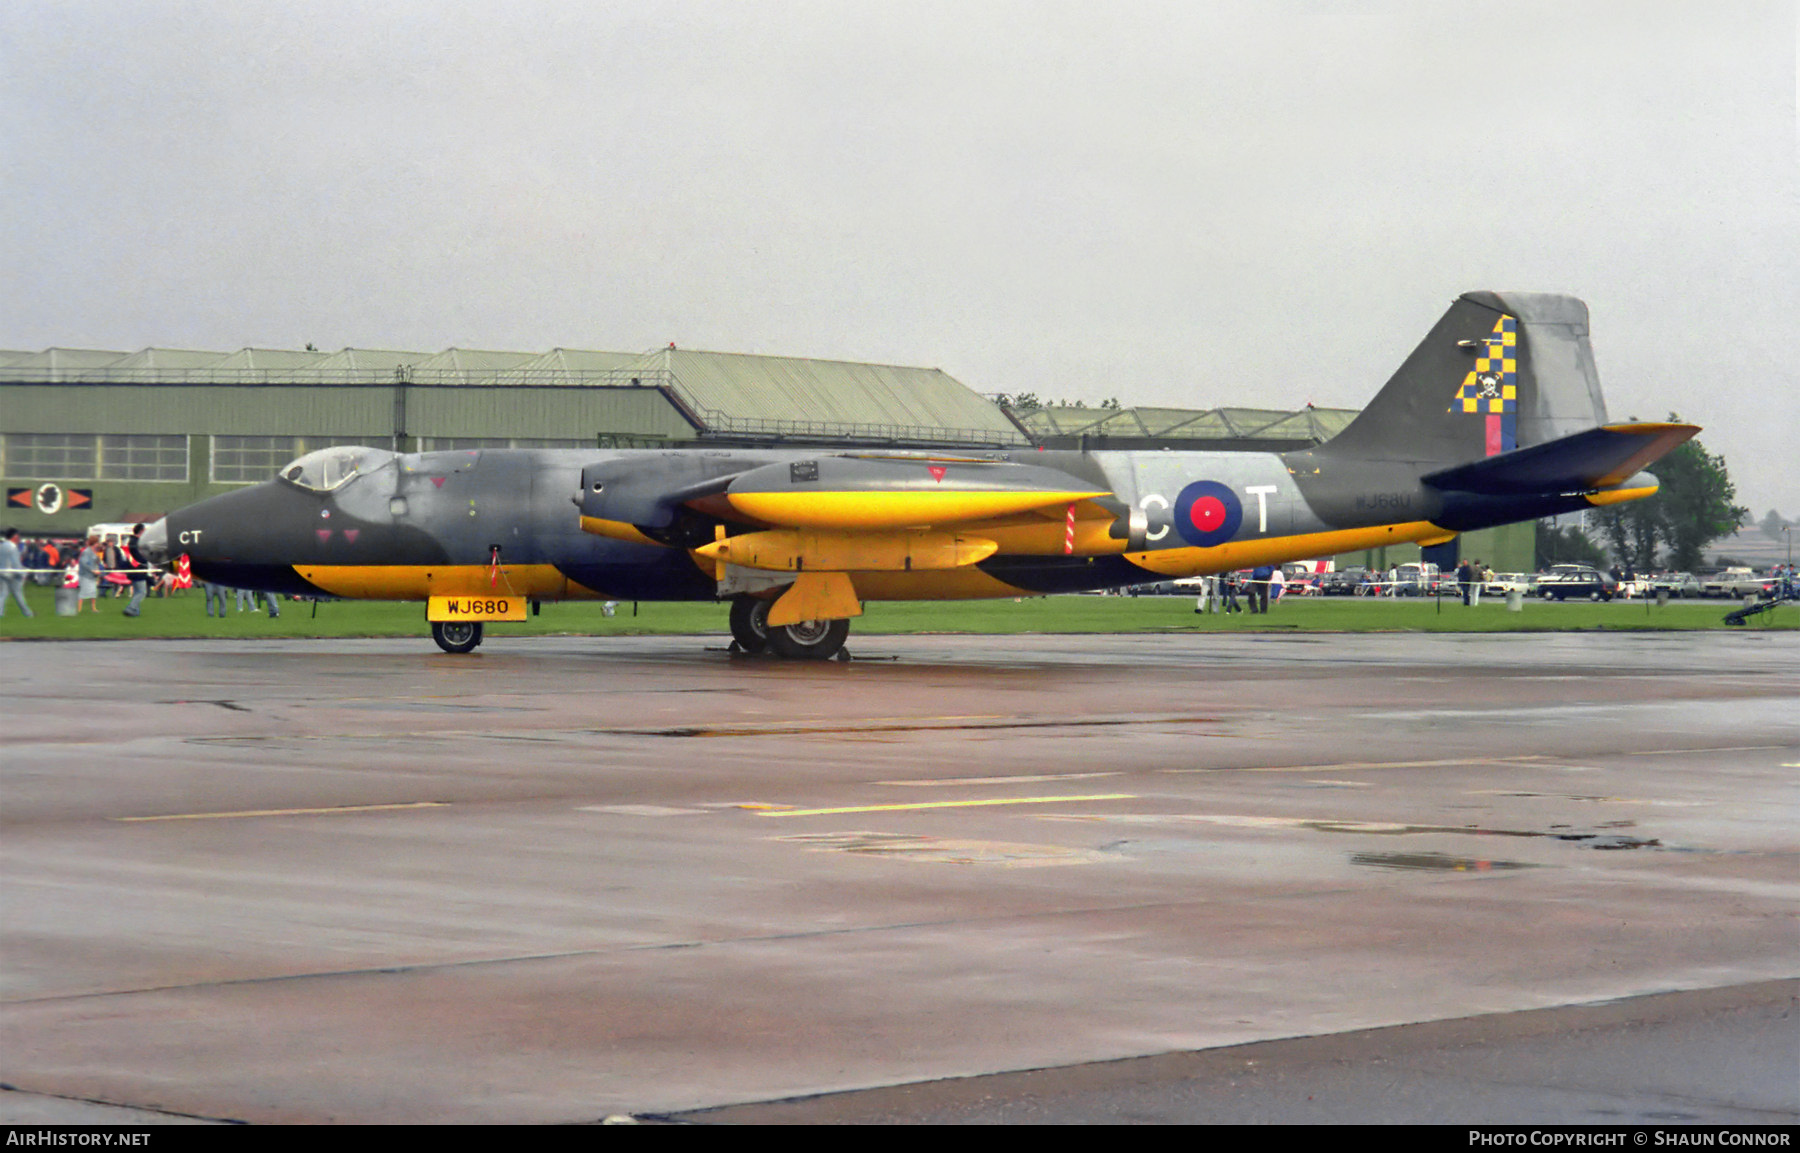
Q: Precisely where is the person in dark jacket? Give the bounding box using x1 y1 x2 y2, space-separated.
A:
121 524 149 617
1249 564 1273 613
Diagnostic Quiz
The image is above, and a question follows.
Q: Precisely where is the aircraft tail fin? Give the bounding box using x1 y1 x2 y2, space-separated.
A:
1320 292 1611 466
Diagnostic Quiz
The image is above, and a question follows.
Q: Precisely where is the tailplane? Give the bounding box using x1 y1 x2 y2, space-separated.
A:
1420 423 1697 496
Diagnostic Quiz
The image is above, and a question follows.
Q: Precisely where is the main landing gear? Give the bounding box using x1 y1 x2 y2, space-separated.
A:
432 619 484 654
728 596 850 661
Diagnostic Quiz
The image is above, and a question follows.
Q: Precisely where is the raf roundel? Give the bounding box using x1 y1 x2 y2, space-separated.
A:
1172 480 1243 548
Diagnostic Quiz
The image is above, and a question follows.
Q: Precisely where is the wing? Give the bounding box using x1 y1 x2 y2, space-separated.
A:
578 452 1117 570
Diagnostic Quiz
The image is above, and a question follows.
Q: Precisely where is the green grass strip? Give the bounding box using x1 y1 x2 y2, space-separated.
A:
2 584 1791 641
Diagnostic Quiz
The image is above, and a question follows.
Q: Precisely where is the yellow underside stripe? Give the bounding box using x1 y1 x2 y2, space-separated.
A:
1126 520 1448 577
298 564 601 600
579 517 665 547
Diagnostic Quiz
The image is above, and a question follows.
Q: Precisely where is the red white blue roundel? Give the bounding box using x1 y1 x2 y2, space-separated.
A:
1172 480 1242 548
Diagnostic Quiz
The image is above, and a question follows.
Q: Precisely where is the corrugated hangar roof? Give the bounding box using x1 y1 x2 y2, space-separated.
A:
411 348 539 376
110 348 232 369
1012 403 1358 445
209 348 333 371
514 349 646 375
6 348 130 374
657 349 1021 442
311 348 429 371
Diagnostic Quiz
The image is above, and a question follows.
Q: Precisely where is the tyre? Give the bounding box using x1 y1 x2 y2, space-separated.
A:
1590 591 1602 602
432 620 483 653
728 596 771 653
766 617 850 661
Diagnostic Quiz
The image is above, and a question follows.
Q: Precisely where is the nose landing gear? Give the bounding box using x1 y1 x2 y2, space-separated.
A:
432 620 484 654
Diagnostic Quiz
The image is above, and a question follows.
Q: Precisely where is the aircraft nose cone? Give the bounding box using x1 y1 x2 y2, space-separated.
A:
139 518 170 565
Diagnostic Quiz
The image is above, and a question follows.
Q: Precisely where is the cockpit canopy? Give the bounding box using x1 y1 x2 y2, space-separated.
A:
277 446 394 492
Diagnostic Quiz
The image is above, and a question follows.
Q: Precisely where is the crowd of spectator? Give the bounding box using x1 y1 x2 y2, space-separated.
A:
0 527 282 620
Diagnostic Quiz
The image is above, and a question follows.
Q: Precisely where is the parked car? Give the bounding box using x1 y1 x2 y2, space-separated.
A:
1279 563 1322 596
1394 562 1440 597
1649 572 1702 599
1537 566 1619 601
1320 567 1369 596
1701 567 1767 598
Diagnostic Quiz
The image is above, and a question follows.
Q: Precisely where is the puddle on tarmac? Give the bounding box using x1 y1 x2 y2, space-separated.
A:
1352 851 1535 873
1042 813 1670 852
1304 819 1660 848
337 700 545 713
771 830 1101 867
1550 833 1661 849
632 715 1222 739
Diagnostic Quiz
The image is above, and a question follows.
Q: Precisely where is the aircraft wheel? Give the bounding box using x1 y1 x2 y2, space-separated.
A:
432 620 484 654
766 617 850 661
729 596 771 653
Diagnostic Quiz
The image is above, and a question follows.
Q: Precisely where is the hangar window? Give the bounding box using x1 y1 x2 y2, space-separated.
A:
213 436 380 483
1 433 187 481
278 445 393 493
1 433 99 479
98 434 188 481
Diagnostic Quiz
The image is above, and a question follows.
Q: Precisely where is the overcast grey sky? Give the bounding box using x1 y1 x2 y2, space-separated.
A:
3 1 1795 513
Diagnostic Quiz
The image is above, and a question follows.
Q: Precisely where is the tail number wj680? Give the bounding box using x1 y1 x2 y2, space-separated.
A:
427 595 527 622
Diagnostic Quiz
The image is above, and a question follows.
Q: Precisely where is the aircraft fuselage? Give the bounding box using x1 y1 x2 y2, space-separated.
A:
158 444 1536 606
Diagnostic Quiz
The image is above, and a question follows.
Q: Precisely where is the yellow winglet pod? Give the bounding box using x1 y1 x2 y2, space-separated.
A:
724 488 1108 530
696 529 999 572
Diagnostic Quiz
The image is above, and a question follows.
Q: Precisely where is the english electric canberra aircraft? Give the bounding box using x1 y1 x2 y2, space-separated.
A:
144 292 1696 659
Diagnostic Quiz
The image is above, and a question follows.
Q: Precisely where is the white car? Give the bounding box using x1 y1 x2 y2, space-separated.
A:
1482 572 1532 596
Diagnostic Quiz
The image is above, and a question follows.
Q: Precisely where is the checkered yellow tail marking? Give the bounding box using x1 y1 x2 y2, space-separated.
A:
1452 314 1518 414
1450 314 1520 456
